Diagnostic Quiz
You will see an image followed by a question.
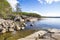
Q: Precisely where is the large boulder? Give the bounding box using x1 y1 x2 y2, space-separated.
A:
9 28 14 32
0 19 5 24
1 28 6 33
14 15 24 22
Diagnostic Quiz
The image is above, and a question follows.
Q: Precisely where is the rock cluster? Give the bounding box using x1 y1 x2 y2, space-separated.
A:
0 18 25 33
0 15 38 33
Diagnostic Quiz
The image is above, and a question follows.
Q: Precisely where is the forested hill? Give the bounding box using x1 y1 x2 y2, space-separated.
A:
0 0 41 19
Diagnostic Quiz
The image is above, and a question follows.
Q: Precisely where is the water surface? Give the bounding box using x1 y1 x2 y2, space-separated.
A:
26 18 60 30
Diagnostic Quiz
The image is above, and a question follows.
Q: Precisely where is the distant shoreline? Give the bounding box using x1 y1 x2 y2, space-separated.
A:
41 16 60 18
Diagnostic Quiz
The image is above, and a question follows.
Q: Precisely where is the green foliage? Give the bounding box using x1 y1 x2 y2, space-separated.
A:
0 0 41 40
0 0 12 19
0 0 41 19
0 30 36 40
19 12 41 18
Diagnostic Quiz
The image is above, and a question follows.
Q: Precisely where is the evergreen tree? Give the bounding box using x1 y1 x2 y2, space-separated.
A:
16 2 22 12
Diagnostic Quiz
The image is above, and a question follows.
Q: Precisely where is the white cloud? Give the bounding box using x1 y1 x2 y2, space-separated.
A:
38 0 60 4
6 0 19 11
38 0 43 4
29 10 43 15
45 0 54 4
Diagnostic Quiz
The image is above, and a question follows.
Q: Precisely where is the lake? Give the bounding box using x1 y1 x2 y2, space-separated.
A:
25 18 60 30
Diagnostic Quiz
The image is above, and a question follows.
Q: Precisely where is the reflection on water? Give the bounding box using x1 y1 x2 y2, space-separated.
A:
26 18 60 30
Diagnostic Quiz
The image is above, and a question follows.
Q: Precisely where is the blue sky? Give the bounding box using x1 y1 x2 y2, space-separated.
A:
7 0 60 16
18 0 60 16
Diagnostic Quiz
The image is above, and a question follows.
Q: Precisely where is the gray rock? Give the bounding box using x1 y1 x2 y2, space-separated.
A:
21 27 25 30
9 28 14 32
0 18 25 33
14 15 24 22
2 28 6 33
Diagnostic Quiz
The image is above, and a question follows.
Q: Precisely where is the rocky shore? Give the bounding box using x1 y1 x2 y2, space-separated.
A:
0 16 60 40
0 18 25 33
0 15 39 33
18 28 60 40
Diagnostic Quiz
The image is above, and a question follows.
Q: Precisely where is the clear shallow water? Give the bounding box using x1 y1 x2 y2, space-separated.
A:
26 18 60 30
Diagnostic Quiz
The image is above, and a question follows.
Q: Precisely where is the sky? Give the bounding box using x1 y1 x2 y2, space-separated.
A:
7 0 60 16
7 0 19 11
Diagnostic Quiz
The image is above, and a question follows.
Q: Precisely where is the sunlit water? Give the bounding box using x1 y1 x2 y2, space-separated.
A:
26 18 60 30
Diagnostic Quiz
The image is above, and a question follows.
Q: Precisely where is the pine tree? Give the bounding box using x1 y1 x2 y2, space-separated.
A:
16 3 22 12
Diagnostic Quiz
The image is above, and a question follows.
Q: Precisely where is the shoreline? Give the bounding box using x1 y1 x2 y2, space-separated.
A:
18 28 60 40
0 18 60 40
